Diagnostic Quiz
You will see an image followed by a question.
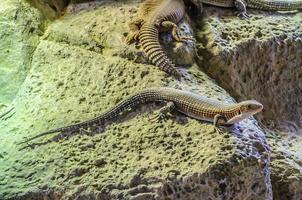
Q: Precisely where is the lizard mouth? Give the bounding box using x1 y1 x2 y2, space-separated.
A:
226 114 245 124
226 103 263 124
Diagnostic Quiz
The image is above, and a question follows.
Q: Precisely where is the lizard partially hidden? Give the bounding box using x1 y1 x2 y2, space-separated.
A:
126 0 193 78
18 87 263 149
189 0 302 18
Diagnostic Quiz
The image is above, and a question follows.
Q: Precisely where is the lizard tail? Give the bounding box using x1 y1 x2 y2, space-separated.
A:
17 89 166 145
247 0 302 11
17 128 65 145
139 24 181 78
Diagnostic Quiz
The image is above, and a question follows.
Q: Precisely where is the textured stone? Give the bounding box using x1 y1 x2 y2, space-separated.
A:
26 0 70 19
0 0 44 107
194 5 302 199
267 131 302 200
0 1 273 200
195 6 302 134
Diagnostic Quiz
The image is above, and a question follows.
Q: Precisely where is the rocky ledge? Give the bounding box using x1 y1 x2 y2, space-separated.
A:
0 0 301 199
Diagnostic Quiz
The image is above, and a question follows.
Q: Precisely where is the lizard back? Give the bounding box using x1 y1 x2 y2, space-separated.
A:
141 0 186 24
136 0 187 77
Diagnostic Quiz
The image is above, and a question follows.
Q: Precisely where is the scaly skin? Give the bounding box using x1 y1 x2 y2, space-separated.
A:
126 0 192 78
190 0 302 18
18 87 263 149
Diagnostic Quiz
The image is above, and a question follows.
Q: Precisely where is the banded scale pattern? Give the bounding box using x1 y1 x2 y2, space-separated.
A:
127 0 187 78
139 24 181 77
18 87 263 147
246 0 302 11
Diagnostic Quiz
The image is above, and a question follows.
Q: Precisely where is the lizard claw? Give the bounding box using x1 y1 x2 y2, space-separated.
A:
126 32 140 45
149 112 167 123
154 19 164 28
214 126 224 134
235 11 250 19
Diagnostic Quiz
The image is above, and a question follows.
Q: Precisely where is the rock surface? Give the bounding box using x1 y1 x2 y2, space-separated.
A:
0 0 300 200
196 6 302 134
195 5 302 200
0 0 44 108
266 131 302 200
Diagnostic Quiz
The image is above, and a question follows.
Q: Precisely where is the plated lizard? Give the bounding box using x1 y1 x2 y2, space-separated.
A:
126 0 193 78
18 87 263 149
188 0 302 18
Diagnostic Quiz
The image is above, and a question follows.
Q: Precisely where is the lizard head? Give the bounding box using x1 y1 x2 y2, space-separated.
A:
227 100 263 124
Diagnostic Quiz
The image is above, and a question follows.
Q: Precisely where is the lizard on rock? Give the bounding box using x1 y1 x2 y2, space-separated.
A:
126 0 194 79
188 0 302 18
18 87 263 149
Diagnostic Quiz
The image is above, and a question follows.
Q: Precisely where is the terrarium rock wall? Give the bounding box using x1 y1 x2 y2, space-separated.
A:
196 6 302 134
26 0 70 19
0 0 300 200
195 6 302 200
267 131 302 200
0 0 44 108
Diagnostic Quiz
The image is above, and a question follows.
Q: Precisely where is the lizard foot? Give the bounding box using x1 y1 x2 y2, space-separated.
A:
149 102 175 122
235 11 250 19
214 126 224 134
126 32 140 45
149 112 169 123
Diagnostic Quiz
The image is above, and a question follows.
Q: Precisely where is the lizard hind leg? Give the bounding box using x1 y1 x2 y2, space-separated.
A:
213 114 229 134
160 21 195 43
149 102 175 122
126 31 141 45
126 18 144 44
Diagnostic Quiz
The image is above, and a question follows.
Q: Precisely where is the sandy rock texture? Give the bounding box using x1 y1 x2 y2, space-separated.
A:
266 131 302 200
0 0 44 108
196 6 302 134
26 0 70 19
194 5 302 200
0 0 273 200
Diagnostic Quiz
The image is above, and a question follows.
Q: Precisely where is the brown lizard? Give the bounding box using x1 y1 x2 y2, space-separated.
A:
188 0 302 18
17 87 263 149
126 0 194 78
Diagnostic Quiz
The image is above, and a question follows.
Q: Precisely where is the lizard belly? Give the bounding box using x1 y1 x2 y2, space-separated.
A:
176 109 215 123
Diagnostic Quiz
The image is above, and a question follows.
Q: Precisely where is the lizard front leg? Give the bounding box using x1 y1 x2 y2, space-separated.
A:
126 18 144 44
160 21 195 43
213 114 229 134
150 102 175 122
234 0 250 18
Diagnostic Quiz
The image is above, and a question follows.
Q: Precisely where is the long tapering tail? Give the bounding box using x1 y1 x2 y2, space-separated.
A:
139 24 182 78
17 89 165 145
247 0 302 11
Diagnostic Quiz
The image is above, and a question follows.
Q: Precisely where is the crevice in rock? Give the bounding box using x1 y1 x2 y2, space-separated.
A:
195 8 302 135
